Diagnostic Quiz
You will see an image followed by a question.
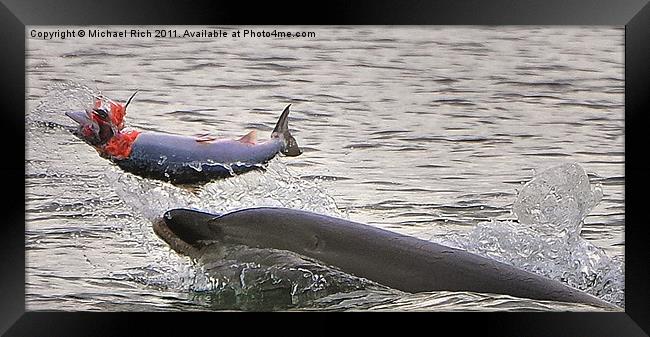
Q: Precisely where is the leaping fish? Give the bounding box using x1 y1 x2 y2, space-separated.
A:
65 93 302 184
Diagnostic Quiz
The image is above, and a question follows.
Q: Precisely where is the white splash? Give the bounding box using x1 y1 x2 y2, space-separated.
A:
106 159 345 221
434 162 624 307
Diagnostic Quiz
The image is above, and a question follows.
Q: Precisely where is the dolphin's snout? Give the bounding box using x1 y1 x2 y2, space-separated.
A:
161 208 222 246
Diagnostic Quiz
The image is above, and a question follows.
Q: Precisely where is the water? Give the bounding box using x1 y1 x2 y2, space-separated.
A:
25 26 624 311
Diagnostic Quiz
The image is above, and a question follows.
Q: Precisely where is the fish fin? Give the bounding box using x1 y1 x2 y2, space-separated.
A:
238 130 257 144
195 135 218 143
271 104 302 157
124 90 138 112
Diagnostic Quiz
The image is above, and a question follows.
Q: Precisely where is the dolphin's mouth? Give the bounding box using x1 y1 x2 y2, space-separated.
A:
153 208 226 258
152 217 202 258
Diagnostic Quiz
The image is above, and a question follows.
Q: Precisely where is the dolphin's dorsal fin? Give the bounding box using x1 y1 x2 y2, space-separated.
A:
238 130 257 145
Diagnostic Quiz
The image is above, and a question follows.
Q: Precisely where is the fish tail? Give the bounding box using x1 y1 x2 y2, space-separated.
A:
271 104 302 157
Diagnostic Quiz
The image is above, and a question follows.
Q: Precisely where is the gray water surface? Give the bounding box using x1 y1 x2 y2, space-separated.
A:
26 26 624 311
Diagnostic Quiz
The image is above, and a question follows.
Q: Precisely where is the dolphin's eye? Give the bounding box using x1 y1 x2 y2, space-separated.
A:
92 108 109 120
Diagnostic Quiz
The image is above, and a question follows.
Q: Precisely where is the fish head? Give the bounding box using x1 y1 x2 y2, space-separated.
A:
92 91 137 131
65 108 116 146
94 97 126 130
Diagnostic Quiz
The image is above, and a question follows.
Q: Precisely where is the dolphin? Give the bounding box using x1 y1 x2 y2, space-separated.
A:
153 207 617 309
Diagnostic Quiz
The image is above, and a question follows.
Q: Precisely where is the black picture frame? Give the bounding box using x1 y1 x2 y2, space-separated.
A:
2 0 649 336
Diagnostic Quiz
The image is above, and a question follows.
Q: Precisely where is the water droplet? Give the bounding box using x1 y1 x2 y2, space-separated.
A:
157 156 167 165
188 162 203 172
